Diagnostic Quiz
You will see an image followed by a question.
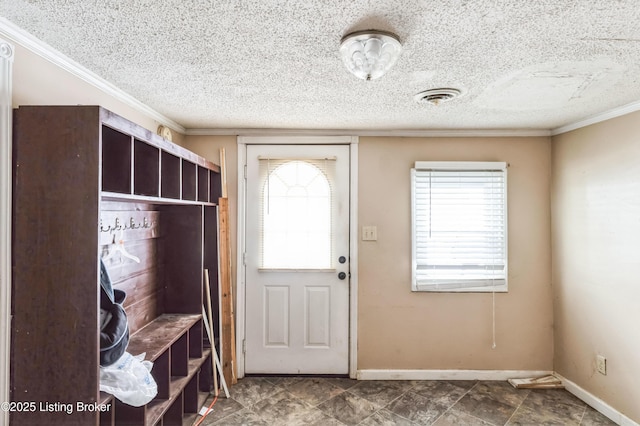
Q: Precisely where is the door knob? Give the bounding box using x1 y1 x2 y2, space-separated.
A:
338 272 347 280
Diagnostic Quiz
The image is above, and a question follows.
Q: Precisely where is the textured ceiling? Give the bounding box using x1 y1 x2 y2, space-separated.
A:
2 0 640 131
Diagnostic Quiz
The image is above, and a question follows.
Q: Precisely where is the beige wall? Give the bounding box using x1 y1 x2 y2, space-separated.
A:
358 136 553 370
184 135 554 372
552 112 640 422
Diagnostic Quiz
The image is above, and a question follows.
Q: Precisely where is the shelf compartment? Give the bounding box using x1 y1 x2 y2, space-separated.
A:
114 404 146 425
161 151 181 199
181 385 211 426
101 125 132 194
134 139 160 197
127 314 202 362
100 408 114 426
171 333 188 377
209 171 222 202
188 321 203 359
99 393 115 426
162 394 184 426
154 351 171 400
143 350 211 426
183 373 200 414
181 160 197 201
197 166 209 202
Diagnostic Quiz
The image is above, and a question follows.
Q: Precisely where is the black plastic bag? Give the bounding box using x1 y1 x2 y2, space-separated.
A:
99 260 130 366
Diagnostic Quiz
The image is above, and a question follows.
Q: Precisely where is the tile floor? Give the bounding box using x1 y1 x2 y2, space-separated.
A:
187 376 616 425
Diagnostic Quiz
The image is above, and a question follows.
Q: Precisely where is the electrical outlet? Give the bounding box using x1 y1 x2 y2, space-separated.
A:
596 355 607 375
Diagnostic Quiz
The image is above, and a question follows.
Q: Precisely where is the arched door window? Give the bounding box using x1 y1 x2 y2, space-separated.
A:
259 158 335 269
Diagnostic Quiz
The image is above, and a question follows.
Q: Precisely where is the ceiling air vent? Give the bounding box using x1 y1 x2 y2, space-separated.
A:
414 88 462 105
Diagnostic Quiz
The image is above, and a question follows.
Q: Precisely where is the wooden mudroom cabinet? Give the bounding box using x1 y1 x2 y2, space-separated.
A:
11 106 221 425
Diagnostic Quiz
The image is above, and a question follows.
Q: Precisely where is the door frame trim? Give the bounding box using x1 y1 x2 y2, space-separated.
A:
0 37 13 426
236 136 359 378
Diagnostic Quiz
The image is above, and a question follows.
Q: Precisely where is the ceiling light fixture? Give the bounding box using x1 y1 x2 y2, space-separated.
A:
340 30 402 81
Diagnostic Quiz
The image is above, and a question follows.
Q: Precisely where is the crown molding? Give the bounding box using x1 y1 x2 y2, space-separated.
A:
0 18 185 134
185 127 552 138
551 99 640 136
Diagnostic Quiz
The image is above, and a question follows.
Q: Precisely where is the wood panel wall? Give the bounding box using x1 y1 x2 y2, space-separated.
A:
99 202 163 334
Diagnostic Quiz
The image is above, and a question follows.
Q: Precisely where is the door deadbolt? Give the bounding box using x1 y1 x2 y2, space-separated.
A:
338 256 346 264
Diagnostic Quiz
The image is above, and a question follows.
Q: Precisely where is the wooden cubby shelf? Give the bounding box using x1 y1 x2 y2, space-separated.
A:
181 160 197 201
99 109 219 204
11 106 222 426
117 314 211 426
126 314 202 361
161 151 181 199
134 139 160 197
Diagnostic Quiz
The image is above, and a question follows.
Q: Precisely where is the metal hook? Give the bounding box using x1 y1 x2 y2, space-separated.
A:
129 217 140 230
99 219 111 233
113 217 122 233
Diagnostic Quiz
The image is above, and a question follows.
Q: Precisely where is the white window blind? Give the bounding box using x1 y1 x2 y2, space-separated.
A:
258 158 336 270
411 162 508 292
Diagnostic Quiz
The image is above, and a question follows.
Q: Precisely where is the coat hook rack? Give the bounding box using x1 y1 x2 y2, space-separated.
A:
99 216 154 233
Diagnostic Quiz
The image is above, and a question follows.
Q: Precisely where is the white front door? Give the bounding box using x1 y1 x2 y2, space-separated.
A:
244 144 350 374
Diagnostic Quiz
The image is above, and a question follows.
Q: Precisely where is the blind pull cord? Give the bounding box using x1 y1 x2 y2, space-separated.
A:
492 291 497 349
428 172 432 238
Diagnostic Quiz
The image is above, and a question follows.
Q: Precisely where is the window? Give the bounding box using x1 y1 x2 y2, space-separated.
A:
411 162 508 292
259 158 335 269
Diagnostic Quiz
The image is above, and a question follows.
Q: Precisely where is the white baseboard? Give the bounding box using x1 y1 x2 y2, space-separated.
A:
356 369 553 381
555 374 639 426
355 370 638 426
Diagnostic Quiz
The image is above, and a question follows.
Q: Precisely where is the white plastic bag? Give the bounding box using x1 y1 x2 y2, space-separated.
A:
99 352 157 407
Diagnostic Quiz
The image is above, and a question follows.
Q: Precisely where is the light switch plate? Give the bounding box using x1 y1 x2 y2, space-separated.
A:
362 226 377 241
